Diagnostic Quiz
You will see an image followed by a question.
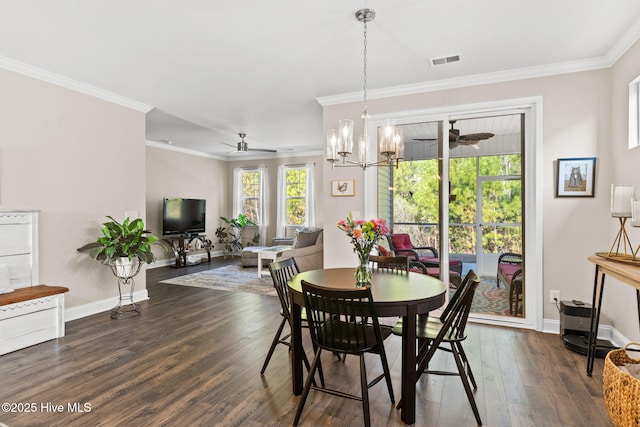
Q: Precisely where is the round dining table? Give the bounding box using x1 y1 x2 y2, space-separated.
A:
288 267 446 425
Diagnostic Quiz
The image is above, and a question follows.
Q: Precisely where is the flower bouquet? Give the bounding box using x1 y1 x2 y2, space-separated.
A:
337 212 390 286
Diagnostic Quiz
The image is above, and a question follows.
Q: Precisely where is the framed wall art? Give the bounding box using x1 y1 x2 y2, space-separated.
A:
556 157 596 197
331 180 355 197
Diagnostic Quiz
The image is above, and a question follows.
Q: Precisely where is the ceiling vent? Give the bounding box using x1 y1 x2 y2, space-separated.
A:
430 54 461 67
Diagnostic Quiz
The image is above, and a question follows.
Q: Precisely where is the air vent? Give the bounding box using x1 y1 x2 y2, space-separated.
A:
430 54 461 67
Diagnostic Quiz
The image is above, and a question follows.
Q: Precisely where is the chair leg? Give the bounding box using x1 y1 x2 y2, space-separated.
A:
456 341 477 389
378 348 395 403
293 348 322 426
261 317 287 374
451 343 482 425
359 354 371 427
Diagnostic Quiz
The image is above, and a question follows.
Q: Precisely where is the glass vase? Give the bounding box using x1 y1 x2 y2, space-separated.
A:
354 252 372 287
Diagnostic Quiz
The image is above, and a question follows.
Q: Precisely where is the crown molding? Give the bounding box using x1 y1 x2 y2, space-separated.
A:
146 140 227 160
146 139 322 161
0 55 153 113
605 15 640 66
317 17 640 107
317 56 611 106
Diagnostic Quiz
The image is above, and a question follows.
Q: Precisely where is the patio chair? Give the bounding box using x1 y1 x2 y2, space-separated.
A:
386 233 463 275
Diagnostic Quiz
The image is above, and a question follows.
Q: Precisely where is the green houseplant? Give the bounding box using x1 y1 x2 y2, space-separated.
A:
79 216 164 277
215 214 258 256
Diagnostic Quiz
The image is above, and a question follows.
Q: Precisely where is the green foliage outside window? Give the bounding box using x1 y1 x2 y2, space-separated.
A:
391 154 522 255
241 171 261 225
285 168 307 226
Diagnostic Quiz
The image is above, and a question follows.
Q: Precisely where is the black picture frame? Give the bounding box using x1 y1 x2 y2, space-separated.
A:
556 157 596 197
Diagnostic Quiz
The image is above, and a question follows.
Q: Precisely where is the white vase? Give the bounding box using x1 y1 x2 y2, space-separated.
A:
114 257 136 278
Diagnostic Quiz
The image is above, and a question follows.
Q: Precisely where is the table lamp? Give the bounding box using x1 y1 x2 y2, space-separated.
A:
609 184 635 258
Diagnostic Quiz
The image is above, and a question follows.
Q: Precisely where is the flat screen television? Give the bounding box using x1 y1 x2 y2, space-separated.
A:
162 198 206 236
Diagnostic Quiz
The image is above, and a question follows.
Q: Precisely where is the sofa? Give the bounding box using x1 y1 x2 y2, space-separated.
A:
280 229 323 272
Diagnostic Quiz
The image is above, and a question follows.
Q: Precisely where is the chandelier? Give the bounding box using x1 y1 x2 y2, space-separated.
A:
326 9 404 170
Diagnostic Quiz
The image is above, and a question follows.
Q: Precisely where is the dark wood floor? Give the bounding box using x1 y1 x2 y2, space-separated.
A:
0 259 612 426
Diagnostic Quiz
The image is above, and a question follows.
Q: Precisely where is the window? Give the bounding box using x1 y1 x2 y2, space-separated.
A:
277 163 316 236
630 75 640 149
233 167 265 226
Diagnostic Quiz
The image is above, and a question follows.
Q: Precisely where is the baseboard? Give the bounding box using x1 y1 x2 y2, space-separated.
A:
542 318 631 348
65 289 149 321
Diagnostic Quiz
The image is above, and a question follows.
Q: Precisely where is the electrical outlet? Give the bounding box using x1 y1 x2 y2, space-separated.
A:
550 290 560 303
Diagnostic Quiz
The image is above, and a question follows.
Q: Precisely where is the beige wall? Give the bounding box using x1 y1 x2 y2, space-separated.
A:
0 68 147 309
321 68 622 329
145 146 227 263
607 39 640 340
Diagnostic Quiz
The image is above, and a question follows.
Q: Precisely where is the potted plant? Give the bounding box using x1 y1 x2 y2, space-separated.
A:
215 214 258 256
79 216 164 278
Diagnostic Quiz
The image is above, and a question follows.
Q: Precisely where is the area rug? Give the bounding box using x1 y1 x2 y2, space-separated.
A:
159 264 276 297
159 267 515 315
468 276 514 316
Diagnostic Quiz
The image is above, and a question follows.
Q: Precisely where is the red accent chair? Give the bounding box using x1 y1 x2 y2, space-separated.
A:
386 233 463 275
497 252 523 315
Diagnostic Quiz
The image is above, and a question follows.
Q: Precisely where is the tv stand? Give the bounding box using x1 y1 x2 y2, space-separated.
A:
163 234 212 268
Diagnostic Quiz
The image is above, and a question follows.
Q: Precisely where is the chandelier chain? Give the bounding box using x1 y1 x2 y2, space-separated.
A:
362 19 368 117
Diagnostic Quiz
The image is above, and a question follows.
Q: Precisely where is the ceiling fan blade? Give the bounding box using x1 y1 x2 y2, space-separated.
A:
412 138 438 141
459 132 494 142
248 148 277 153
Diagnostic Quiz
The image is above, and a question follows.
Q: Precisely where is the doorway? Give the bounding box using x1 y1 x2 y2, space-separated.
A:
376 111 527 321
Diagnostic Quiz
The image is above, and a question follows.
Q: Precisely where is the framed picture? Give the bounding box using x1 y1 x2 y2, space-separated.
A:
331 180 355 197
556 157 596 197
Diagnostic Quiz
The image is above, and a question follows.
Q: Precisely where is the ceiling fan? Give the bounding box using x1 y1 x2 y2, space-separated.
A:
223 133 277 154
413 121 494 149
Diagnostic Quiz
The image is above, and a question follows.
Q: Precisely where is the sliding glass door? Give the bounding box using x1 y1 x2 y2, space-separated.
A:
377 113 525 319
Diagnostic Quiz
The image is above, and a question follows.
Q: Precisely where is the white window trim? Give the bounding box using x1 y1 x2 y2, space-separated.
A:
233 166 266 244
276 163 316 237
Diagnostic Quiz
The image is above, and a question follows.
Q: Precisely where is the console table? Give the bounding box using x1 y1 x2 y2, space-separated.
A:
163 235 212 268
586 254 640 376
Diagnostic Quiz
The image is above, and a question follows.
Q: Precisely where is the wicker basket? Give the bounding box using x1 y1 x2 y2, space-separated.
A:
603 343 640 427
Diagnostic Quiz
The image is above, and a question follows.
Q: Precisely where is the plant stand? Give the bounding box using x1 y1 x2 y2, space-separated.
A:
108 259 143 319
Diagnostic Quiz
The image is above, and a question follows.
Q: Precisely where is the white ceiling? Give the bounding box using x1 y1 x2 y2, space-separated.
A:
1 1 640 158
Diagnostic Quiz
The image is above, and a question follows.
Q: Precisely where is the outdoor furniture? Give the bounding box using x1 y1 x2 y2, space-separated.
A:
497 252 523 315
386 233 463 275
379 242 462 288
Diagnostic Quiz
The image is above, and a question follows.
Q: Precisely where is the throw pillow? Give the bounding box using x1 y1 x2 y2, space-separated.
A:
378 246 390 256
293 230 322 249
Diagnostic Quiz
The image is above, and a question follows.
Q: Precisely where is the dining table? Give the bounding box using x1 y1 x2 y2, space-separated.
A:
287 267 447 425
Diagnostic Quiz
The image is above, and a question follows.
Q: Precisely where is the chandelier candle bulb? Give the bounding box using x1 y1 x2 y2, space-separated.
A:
358 135 366 164
327 130 338 162
337 119 354 156
610 184 635 217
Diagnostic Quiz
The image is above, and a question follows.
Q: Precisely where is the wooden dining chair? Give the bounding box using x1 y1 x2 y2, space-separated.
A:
369 254 410 273
262 258 321 384
393 270 482 425
293 280 395 427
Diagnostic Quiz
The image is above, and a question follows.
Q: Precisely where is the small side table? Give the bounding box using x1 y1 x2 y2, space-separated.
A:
253 246 292 277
